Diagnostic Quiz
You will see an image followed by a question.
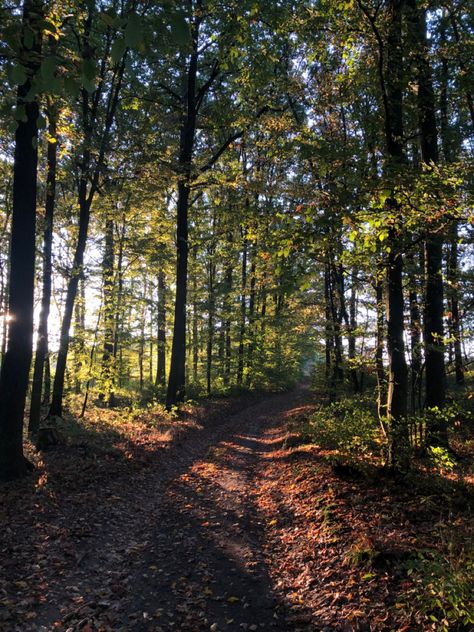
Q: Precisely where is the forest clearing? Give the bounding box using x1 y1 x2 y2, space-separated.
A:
0 0 473 630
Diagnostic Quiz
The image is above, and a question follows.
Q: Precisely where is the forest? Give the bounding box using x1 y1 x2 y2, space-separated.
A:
0 0 473 630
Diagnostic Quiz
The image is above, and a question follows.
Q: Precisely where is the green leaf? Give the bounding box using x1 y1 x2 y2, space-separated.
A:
37 113 47 130
63 77 80 98
9 64 28 86
79 62 96 92
23 28 34 50
7 119 18 134
82 59 96 80
125 13 142 48
111 37 127 64
41 56 57 83
15 104 27 122
362 572 376 581
99 11 116 27
170 13 189 46
82 76 96 93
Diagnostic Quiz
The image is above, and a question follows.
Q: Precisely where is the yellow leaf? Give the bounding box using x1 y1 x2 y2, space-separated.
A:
227 596 240 603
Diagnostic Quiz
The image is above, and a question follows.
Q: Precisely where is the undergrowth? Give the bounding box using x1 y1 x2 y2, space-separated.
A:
300 388 474 631
403 544 474 631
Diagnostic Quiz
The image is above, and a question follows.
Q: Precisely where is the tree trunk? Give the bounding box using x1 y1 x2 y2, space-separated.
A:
0 0 43 480
237 230 248 386
246 247 256 386
408 252 422 414
156 269 166 388
138 275 148 394
29 103 57 433
73 277 86 395
379 0 409 466
192 263 199 384
407 0 448 444
49 9 126 417
386 228 409 466
447 227 464 386
166 13 200 408
223 233 233 387
206 258 215 395
375 271 387 421
449 12 474 129
113 214 126 393
100 216 115 404
324 262 334 395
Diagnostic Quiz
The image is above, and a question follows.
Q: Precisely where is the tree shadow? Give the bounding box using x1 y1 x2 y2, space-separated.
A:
0 390 317 631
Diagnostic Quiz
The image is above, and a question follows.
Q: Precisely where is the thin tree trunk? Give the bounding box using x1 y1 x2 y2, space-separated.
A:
408 255 422 414
324 262 334 394
223 233 233 386
192 264 199 384
246 247 256 385
447 226 464 386
156 269 166 388
449 12 474 129
113 214 126 394
375 271 387 422
237 230 248 386
29 103 57 433
49 12 126 417
99 216 115 404
386 227 409 465
73 277 85 395
348 269 359 393
139 275 148 394
206 258 215 395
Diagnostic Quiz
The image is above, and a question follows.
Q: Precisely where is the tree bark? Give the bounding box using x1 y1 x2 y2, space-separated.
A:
407 252 422 414
29 103 57 433
99 216 115 404
237 229 248 386
375 271 387 421
49 10 126 417
156 269 166 388
362 0 409 466
386 227 409 465
166 9 201 408
447 226 464 386
0 0 43 480
246 246 256 385
407 0 448 444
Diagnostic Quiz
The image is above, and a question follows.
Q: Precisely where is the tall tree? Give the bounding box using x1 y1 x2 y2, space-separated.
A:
358 0 409 467
49 5 128 417
0 0 43 480
408 0 448 444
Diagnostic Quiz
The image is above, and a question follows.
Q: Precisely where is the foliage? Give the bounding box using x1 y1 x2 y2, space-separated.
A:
306 395 381 458
404 547 474 631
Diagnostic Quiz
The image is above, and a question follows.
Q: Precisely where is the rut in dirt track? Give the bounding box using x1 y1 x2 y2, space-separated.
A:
32 387 312 632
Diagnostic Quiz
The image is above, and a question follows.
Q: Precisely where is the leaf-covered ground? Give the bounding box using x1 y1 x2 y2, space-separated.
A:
1 387 473 631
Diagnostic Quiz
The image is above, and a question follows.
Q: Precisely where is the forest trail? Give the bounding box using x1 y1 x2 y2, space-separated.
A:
6 387 316 632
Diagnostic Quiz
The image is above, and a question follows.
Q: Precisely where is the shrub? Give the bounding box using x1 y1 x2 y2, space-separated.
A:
306 396 381 457
404 548 474 631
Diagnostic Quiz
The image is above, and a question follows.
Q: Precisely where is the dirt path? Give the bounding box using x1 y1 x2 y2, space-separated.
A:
20 387 312 632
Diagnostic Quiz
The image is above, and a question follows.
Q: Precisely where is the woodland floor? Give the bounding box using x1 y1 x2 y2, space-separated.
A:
1 386 473 631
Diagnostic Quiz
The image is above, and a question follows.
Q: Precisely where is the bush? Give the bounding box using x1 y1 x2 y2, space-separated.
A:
404 548 474 631
306 395 381 457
